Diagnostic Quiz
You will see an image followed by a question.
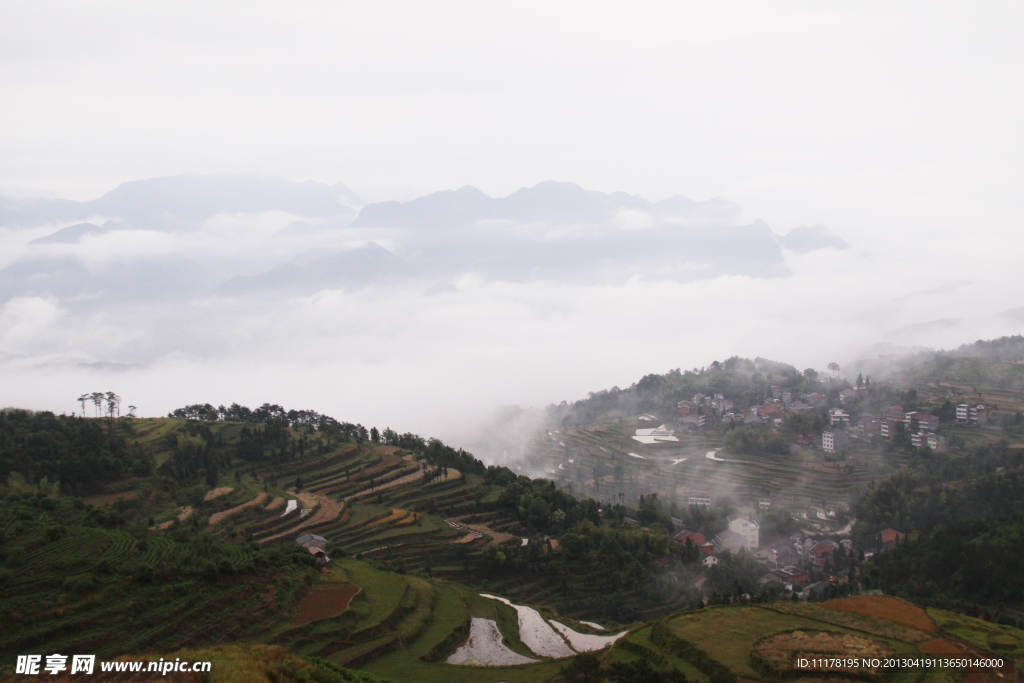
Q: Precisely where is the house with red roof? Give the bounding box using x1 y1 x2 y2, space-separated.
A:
674 530 706 546
880 528 905 547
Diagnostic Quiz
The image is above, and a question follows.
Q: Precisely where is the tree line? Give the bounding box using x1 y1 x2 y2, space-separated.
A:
0 410 153 495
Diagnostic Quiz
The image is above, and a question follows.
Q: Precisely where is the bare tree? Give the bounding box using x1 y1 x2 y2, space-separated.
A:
77 394 89 416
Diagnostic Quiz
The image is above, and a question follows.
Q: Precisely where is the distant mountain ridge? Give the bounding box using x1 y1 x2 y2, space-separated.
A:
1 174 852 304
354 180 741 229
0 174 357 229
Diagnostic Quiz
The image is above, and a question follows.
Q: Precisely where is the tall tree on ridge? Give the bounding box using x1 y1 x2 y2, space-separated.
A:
105 392 120 418
90 392 104 417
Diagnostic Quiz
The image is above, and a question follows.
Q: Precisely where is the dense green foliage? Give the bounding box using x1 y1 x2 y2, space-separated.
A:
559 652 688 683
491 473 601 534
852 444 1024 547
869 512 1024 609
0 493 317 662
704 551 771 595
0 410 152 494
648 621 737 683
475 520 700 622
721 426 790 455
852 439 1024 612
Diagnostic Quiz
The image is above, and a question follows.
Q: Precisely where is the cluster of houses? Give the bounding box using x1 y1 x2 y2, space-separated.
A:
673 507 907 598
677 389 832 429
671 512 761 568
825 404 955 453
678 385 988 459
677 385 987 457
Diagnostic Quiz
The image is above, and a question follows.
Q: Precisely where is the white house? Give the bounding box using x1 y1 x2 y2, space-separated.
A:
822 430 850 454
702 555 719 567
828 408 850 426
726 513 760 549
957 404 990 425
687 491 713 507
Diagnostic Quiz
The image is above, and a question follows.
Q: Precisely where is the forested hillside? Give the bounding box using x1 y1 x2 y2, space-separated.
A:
3 337 1024 681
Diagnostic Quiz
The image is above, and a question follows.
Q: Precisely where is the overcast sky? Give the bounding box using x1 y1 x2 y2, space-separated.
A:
3 2 1020 226
1 2 1022 445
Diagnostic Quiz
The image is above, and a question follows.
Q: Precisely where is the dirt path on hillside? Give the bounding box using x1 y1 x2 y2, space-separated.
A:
258 496 345 544
265 497 285 511
208 492 268 525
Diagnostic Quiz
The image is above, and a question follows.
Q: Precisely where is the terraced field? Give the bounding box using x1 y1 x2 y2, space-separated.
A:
0 519 314 660
521 420 885 511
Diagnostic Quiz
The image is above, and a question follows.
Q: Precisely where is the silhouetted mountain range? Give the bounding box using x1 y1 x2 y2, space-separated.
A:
354 180 740 229
1 174 849 304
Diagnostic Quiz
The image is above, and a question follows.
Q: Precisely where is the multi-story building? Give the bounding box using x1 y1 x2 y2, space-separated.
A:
912 432 949 452
829 408 850 426
854 415 881 439
956 404 990 425
726 513 760 549
687 491 713 507
883 406 905 420
822 429 851 454
711 394 734 414
713 529 747 554
904 412 939 432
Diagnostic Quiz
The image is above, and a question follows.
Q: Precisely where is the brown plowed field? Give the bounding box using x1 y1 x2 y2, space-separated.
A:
204 487 234 501
919 638 962 655
259 497 345 543
208 492 268 525
344 465 424 501
368 509 408 526
291 584 361 627
822 595 936 634
82 490 140 507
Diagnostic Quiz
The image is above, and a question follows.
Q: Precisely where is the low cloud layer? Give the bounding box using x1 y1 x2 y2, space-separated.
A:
1 175 1020 451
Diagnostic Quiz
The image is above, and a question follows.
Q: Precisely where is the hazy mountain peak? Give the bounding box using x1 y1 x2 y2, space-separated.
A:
778 225 848 253
29 222 109 245
1 174 356 229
